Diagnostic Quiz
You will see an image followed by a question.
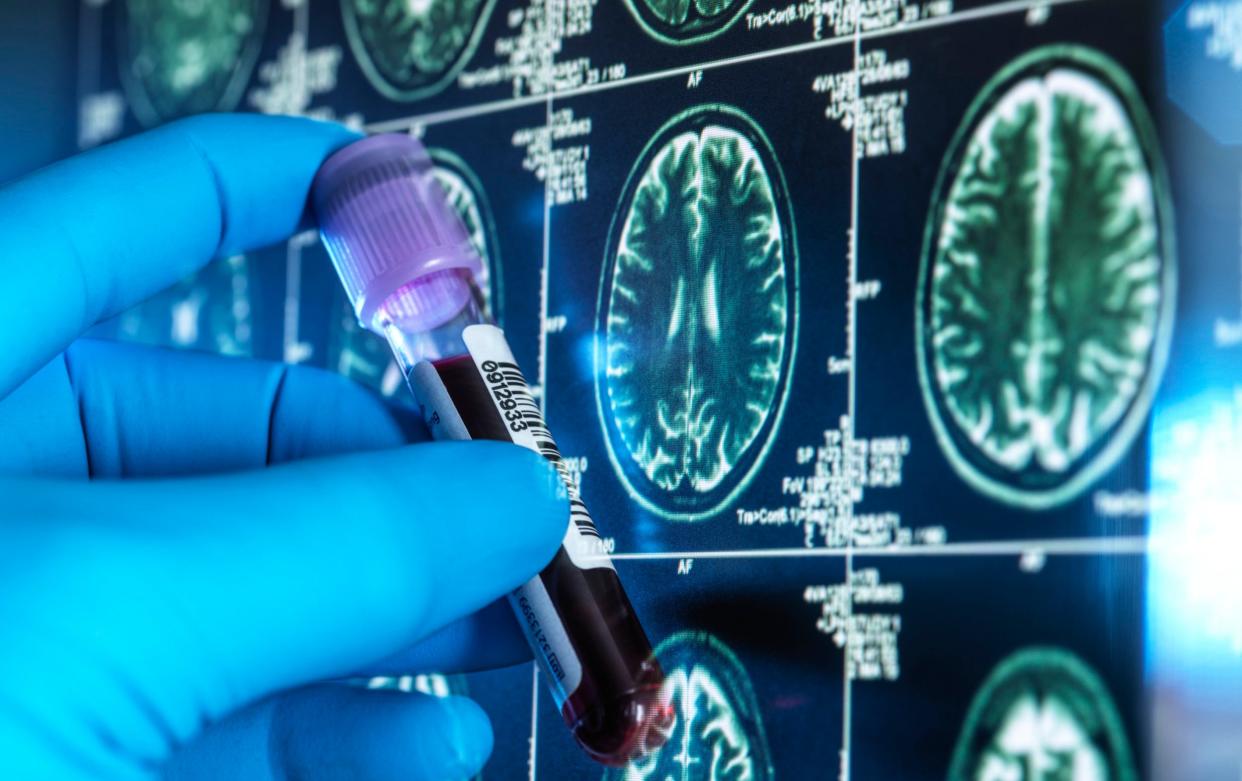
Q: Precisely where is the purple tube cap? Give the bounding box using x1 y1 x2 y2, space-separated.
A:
312 134 482 332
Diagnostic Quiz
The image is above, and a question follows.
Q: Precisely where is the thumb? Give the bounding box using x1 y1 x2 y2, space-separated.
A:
0 441 566 765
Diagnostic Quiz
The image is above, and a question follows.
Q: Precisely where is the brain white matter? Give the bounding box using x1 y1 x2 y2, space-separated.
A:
605 119 789 509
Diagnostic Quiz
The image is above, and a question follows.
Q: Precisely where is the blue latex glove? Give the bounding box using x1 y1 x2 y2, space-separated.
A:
0 114 568 780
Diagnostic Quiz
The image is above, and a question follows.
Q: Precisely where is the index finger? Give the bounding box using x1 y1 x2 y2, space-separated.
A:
0 114 359 399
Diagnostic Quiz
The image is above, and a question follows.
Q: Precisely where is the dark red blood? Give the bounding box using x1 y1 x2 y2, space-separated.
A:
430 354 671 765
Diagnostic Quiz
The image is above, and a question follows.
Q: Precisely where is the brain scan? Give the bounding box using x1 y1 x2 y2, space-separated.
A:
342 0 495 101
119 0 268 126
597 104 797 522
623 0 755 44
917 46 1175 508
605 632 773 781
330 148 502 396
948 648 1137 781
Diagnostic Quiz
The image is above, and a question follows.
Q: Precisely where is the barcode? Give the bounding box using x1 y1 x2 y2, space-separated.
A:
497 361 600 541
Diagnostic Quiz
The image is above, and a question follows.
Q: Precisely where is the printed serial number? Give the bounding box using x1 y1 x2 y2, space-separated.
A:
481 359 529 434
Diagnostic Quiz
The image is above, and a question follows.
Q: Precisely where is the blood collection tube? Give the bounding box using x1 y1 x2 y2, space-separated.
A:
311 134 671 766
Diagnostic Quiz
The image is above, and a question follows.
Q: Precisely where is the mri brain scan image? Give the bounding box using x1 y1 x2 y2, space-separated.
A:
948 648 1137 781
597 104 797 522
119 0 268 125
917 46 1175 509
605 632 773 781
342 0 495 101
623 0 755 44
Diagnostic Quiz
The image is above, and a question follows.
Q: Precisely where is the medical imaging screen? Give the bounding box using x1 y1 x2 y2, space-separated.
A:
74 0 1242 777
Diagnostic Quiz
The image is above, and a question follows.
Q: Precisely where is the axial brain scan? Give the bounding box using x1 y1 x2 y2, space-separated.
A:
120 0 267 125
598 104 796 521
948 648 1137 781
917 46 1174 509
342 0 494 101
604 632 773 781
623 0 756 44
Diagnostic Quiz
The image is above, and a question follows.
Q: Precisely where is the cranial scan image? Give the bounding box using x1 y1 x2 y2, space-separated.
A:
597 104 797 522
623 0 756 44
917 46 1175 509
605 631 773 781
331 148 502 396
948 647 1137 781
119 0 268 126
342 0 495 101
598 103 794 521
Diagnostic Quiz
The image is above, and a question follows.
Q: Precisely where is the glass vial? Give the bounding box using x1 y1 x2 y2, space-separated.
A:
312 134 671 766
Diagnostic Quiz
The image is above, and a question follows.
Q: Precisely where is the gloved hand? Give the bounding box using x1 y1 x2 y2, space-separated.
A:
0 114 568 781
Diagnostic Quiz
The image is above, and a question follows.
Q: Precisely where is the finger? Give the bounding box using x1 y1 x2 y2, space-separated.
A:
163 685 491 781
361 598 531 676
0 354 88 478
62 340 529 673
62 339 424 478
1 442 567 737
0 113 359 398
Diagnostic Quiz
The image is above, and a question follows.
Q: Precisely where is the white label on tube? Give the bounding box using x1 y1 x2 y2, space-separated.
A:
510 576 582 709
410 362 470 440
461 324 615 573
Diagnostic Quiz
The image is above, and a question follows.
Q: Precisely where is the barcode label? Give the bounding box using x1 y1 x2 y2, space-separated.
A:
489 360 600 542
461 324 614 572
